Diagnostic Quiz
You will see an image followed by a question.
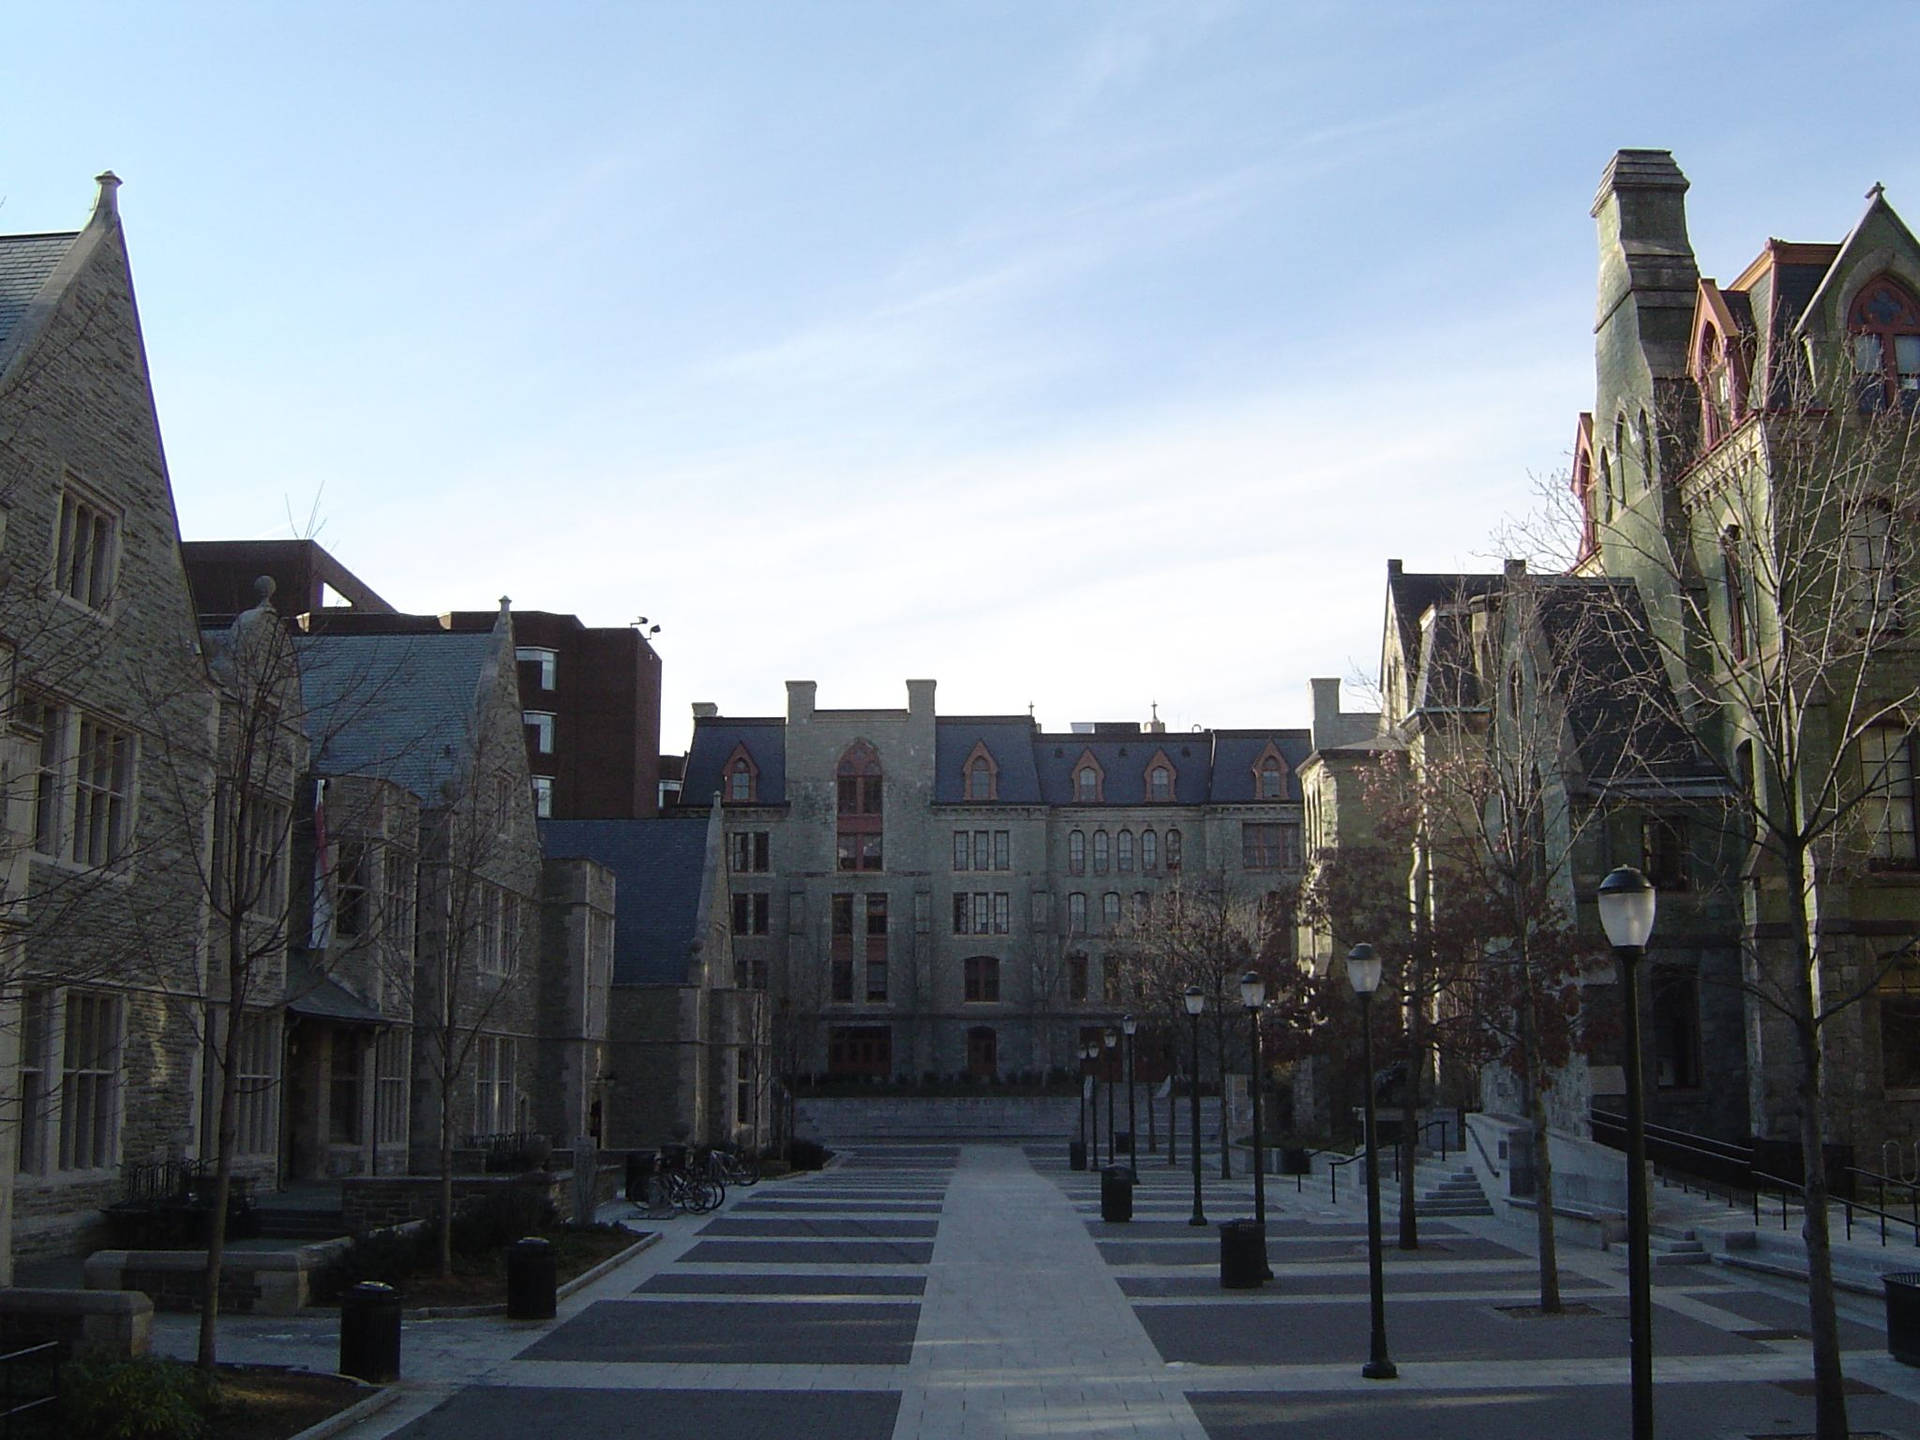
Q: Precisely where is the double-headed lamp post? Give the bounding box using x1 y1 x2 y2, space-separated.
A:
1240 972 1268 1228
1347 943 1397 1381
1184 986 1206 1226
1103 1027 1119 1167
1084 1042 1102 1169
1122 1014 1139 1181
1598 866 1657 1440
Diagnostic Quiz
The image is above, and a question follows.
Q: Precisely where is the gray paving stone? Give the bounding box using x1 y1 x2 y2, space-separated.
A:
697 1217 939 1238
1117 1271 1607 1298
636 1271 927 1296
680 1239 936 1265
388 1385 901 1440
519 1299 919 1365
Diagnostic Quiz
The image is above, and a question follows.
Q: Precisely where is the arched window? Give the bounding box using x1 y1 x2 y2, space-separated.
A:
1074 760 1102 802
836 742 883 872
1068 829 1086 875
1092 829 1110 873
1068 892 1087 934
1850 274 1920 412
1140 829 1158 871
1700 331 1734 446
1165 828 1182 870
722 744 758 804
1148 765 1172 802
1131 891 1150 926
1116 829 1134 872
963 741 998 802
1260 759 1283 798
1101 892 1121 933
1721 526 1750 662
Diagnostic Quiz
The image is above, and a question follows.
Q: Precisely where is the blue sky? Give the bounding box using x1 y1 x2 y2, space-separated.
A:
7 2 1917 748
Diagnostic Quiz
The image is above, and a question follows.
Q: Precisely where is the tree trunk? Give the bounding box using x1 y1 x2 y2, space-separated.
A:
197 966 246 1369
1398 991 1422 1250
439 1061 455 1279
1214 1011 1232 1179
1167 1063 1178 1166
1522 1007 1562 1313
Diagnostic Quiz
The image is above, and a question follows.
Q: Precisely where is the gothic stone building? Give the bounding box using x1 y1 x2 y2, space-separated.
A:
675 680 1307 1085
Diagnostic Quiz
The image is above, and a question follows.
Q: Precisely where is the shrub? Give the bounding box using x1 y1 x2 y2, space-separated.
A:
333 1220 436 1294
450 1187 553 1256
60 1354 220 1440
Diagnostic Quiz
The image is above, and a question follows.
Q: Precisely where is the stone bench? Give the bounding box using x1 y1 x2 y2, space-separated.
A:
0 1287 152 1358
85 1241 348 1317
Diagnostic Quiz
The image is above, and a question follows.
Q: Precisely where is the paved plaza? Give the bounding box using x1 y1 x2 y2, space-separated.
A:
160 1141 1920 1437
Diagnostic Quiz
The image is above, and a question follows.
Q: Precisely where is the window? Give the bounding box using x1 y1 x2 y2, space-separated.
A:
866 945 889 1004
828 1025 891 1078
62 716 133 867
1847 498 1901 630
1651 966 1703 1090
1068 954 1089 1002
493 774 512 832
515 646 557 691
472 1035 514 1136
1030 891 1050 930
952 893 970 934
1092 830 1110 874
736 1049 754 1130
994 892 1010 934
1645 815 1689 891
381 847 414 960
1132 891 1150 926
1068 892 1087 934
1116 829 1134 873
1699 330 1738 446
1075 766 1100 802
831 893 855 1001
964 956 1001 1003
1068 830 1086 875
1883 990 1920 1090
55 486 117 611
60 992 120 1171
1849 274 1920 412
1260 759 1283 798
16 988 50 1174
1721 527 1750 663
375 1029 409 1146
1101 891 1121 933
967 1026 998 1079
732 891 770 935
531 775 553 818
1243 822 1284 870
336 842 370 939
723 744 758 804
973 830 990 869
1165 828 1182 870
731 831 770 873
1148 765 1172 802
234 1011 278 1156
836 742 883 871
1140 829 1158 871
1863 725 1917 864
993 830 1010 870
523 711 555 755
954 832 970 870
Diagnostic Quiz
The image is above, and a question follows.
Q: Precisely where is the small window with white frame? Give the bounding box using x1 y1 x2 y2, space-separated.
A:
524 711 555 755
531 775 554 818
515 647 557 691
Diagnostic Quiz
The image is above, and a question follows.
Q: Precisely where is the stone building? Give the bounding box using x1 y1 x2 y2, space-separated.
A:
674 680 1307 1085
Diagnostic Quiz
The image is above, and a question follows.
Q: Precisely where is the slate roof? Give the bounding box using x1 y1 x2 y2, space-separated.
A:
0 233 77 358
933 718 1043 803
1410 603 1486 714
1386 567 1499 669
681 719 786 805
540 818 711 985
285 951 386 1024
294 631 495 798
1207 732 1313 803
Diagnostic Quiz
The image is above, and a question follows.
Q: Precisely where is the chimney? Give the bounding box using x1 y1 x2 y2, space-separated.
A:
787 681 816 723
1591 149 1698 378
1310 678 1343 750
91 171 121 224
906 679 936 717
691 702 718 720
1504 558 1528 578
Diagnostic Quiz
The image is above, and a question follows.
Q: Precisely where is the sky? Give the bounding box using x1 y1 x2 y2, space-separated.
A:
7 2 1919 751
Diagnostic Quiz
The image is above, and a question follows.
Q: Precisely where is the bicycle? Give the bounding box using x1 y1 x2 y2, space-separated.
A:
642 1151 724 1215
703 1147 761 1187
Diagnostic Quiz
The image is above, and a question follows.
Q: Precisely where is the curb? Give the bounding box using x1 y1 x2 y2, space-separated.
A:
398 1232 660 1320
284 1382 402 1440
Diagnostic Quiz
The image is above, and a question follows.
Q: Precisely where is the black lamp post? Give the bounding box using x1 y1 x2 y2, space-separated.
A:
1598 866 1657 1440
1103 1027 1118 1166
1348 943 1397 1381
1122 1013 1139 1181
1184 986 1206 1226
1076 1041 1090 1167
1240 972 1268 1228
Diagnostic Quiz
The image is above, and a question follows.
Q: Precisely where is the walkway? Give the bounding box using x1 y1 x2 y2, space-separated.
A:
167 1141 1920 1438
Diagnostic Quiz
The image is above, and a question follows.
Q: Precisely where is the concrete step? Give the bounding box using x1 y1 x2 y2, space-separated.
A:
253 1208 348 1240
1649 1226 1710 1265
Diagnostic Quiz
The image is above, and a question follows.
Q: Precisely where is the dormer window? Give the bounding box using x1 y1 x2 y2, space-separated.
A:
1850 274 1920 413
722 744 758 804
963 741 998 802
1251 742 1290 801
1072 751 1104 803
1143 747 1177 803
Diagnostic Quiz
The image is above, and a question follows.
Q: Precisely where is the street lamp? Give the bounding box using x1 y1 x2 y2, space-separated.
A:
1084 1042 1102 1169
1184 986 1206 1226
1239 972 1268 1231
1598 866 1657 1440
1122 1014 1139 1181
1075 1039 1090 1170
1347 943 1397 1381
1103 1027 1118 1167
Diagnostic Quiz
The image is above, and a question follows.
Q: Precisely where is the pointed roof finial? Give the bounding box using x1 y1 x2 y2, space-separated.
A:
498 595 512 613
92 171 121 222
1869 181 1887 202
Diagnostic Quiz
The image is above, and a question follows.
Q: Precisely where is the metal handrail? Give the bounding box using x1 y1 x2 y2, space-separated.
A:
1466 1118 1502 1179
0 1339 58 1438
1326 1147 1367 1205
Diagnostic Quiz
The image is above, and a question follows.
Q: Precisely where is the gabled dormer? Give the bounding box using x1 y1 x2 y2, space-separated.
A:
1689 278 1752 449
1248 742 1290 801
1142 748 1176 803
1071 750 1105 804
962 740 999 802
722 742 759 803
1793 187 1920 412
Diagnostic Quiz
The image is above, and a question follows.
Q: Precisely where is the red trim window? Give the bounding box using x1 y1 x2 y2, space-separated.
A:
723 743 759 803
1143 748 1177 803
1251 742 1290 800
836 741 883 871
1073 751 1104 803
963 741 999 802
1850 274 1920 413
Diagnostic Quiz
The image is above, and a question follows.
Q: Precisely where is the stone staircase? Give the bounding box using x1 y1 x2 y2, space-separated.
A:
1649 1225 1710 1266
251 1204 349 1241
1413 1166 1493 1218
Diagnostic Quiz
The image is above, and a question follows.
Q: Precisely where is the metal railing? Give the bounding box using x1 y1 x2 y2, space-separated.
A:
0 1341 58 1439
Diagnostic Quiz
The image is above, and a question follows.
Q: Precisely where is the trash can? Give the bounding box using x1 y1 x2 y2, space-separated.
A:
507 1236 557 1320
1219 1219 1267 1289
625 1149 658 1201
1115 1130 1133 1156
1069 1139 1087 1171
1887 1272 1920 1365
1100 1166 1134 1222
339 1281 401 1382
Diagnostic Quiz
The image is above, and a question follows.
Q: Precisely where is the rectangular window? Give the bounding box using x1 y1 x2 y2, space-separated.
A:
1068 954 1089 1003
30 700 60 856
1101 892 1121 933
515 647 557 691
732 891 769 935
972 831 989 870
1882 984 1920 1089
243 797 289 913
523 711 555 755
953 831 970 871
1645 815 1689 891
1068 892 1087 934
866 956 889 1003
831 893 855 1001
532 775 553 818
971 892 990 935
993 892 1010 935
1281 823 1302 869
1848 499 1900 629
1030 891 1050 931
471 1035 514 1136
1242 822 1283 870
55 486 117 611
730 831 770 873
375 1029 409 1145
71 717 133 866
59 992 120 1171
827 1025 890 1078
233 1011 278 1157
994 830 1010 870
382 848 414 960
1863 725 1918 864
964 956 1000 1003
16 988 51 1174
953 892 970 934
1650 967 1702 1090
